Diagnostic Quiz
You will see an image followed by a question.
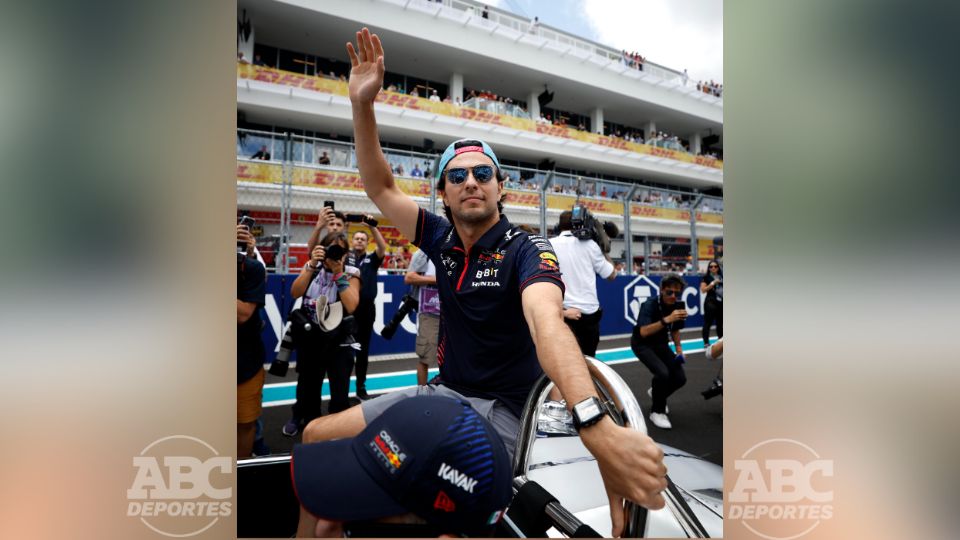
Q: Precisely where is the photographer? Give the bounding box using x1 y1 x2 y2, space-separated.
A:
549 209 616 357
700 259 723 348
306 206 346 257
631 274 688 430
281 233 362 438
237 223 266 458
403 248 440 385
345 215 386 400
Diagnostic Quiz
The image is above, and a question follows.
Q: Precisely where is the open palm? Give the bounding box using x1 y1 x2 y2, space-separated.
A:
346 27 385 103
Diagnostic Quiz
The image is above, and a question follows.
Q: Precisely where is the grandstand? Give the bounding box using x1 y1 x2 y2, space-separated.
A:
236 0 723 273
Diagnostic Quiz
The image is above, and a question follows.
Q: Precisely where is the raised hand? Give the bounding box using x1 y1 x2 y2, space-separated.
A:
345 27 385 104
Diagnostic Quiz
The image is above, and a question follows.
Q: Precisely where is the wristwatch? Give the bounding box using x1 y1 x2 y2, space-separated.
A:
571 396 607 431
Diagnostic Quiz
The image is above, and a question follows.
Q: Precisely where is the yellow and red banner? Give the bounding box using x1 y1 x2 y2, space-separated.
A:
238 64 723 170
631 204 724 224
238 160 722 225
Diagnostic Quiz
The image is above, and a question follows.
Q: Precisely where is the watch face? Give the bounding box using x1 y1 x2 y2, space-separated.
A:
574 398 604 426
577 400 602 419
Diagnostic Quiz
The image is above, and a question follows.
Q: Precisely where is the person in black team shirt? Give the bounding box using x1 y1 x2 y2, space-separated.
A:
297 28 668 538
346 217 386 399
631 274 688 430
237 224 267 458
700 259 723 347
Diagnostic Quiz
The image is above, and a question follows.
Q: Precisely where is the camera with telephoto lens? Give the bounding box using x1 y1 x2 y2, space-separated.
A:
570 204 618 254
268 311 316 377
380 294 418 340
268 329 296 377
701 375 723 400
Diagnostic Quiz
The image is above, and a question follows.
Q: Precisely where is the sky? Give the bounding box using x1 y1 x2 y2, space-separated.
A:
483 0 723 84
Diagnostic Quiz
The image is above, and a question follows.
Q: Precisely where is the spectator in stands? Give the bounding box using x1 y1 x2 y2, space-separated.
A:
631 274 688 430
347 217 388 401
404 249 440 385
283 232 362 437
318 151 331 165
394 164 405 176
237 224 266 457
682 69 688 85
409 87 419 98
600 187 608 198
429 89 440 102
529 15 539 33
481 5 489 19
386 83 397 92
238 51 250 64
250 145 271 160
253 54 267 67
442 94 451 103
700 260 723 347
410 163 423 177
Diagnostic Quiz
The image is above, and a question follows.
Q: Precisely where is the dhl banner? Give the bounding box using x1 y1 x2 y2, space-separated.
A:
631 204 724 225
698 238 719 260
238 161 722 224
237 161 431 197
238 64 723 170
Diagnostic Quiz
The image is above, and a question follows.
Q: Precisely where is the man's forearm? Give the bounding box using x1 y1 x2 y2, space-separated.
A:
352 103 393 198
403 273 436 287
370 225 387 256
307 226 325 254
531 305 597 407
638 320 665 338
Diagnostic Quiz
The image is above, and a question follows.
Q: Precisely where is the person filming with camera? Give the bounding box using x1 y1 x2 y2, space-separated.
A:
549 207 617 357
281 233 362 438
631 274 689 430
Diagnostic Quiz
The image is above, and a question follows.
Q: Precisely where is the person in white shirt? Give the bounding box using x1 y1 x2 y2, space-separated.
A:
403 249 440 385
549 209 616 357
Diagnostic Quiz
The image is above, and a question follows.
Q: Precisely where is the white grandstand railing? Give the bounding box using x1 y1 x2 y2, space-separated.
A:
383 0 721 104
237 129 724 215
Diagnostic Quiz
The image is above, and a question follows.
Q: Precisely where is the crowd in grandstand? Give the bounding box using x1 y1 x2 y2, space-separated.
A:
698 80 723 97
621 49 646 71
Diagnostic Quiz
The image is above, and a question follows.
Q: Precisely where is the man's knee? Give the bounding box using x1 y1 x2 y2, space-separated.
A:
302 405 366 443
302 415 339 443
